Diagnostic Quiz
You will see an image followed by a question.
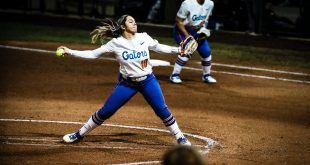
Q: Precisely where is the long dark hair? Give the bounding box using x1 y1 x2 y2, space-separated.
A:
90 15 130 44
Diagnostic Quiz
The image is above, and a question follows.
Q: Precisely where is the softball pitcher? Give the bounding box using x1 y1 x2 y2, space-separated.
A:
170 0 217 84
59 15 191 145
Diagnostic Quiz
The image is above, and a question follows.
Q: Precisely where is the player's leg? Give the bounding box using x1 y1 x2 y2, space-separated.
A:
170 25 191 84
63 79 138 143
79 80 137 135
140 75 191 145
197 40 217 83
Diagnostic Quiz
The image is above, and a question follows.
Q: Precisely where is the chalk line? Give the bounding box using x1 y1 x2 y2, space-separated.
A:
1 44 308 84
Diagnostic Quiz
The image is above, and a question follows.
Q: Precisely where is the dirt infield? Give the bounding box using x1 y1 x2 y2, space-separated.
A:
0 41 309 164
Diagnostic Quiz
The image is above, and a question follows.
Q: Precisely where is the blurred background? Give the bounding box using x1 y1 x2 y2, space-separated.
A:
0 0 309 38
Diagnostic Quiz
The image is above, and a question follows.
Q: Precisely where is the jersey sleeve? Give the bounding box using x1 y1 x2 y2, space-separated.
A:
143 33 159 48
150 44 179 54
144 33 179 54
68 40 114 59
176 1 189 19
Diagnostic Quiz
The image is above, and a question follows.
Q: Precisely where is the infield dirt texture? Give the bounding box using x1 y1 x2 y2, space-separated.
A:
0 40 309 164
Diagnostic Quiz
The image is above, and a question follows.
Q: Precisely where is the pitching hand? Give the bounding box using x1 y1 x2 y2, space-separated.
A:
57 46 72 56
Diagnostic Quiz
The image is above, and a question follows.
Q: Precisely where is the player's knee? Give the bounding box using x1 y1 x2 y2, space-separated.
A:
199 48 211 58
197 42 211 58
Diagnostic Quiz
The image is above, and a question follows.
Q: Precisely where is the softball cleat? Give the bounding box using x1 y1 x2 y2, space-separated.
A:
63 131 83 143
177 137 192 146
202 74 217 84
170 74 182 84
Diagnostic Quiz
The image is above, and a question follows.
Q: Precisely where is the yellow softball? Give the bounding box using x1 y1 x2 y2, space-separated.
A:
56 48 65 57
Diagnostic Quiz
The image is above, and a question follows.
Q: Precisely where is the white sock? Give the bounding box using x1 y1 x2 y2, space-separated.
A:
166 121 185 140
79 112 104 136
172 55 190 75
201 55 212 75
172 63 183 75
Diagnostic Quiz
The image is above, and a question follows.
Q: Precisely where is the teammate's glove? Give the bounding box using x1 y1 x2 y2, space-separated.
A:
179 36 198 57
195 27 211 40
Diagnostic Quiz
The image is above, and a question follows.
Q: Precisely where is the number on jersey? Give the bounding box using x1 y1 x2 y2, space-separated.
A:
141 59 148 69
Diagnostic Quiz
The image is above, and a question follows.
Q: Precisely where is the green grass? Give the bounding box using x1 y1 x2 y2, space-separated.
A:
210 43 310 68
1 22 92 44
1 21 310 70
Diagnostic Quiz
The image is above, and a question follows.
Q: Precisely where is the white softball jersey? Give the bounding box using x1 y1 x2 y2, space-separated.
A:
68 32 178 78
177 0 214 27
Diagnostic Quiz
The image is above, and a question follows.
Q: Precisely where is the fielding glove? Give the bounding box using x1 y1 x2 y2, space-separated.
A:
195 27 211 40
179 36 198 56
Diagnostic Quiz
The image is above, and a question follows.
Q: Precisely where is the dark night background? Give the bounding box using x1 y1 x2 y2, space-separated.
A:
1 0 309 38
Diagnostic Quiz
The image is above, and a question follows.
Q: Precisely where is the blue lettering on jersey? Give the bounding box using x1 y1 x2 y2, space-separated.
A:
122 50 147 60
192 15 207 21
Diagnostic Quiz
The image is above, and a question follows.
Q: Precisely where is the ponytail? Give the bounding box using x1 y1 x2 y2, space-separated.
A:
90 18 120 44
90 15 130 44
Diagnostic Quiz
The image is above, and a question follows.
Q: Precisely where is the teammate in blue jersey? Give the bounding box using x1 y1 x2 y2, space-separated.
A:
59 15 191 146
170 0 217 84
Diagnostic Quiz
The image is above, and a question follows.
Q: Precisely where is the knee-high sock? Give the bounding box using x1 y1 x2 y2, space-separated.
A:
201 55 212 75
172 54 191 75
79 111 104 136
163 114 185 140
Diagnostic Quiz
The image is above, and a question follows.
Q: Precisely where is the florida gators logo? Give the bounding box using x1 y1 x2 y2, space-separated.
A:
192 15 207 21
122 50 147 60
